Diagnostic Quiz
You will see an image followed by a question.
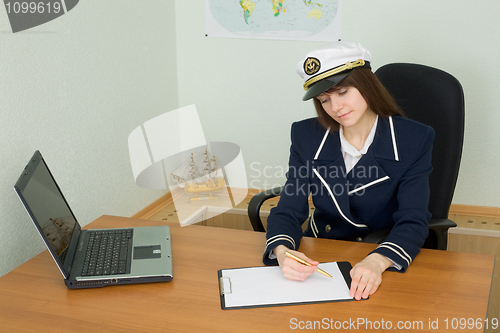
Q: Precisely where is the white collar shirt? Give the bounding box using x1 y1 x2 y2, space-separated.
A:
339 115 379 173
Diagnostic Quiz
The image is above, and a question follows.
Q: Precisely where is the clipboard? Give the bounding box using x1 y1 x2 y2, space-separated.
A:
218 261 355 310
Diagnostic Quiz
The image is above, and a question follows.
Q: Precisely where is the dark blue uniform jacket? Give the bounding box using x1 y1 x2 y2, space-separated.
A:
264 115 434 272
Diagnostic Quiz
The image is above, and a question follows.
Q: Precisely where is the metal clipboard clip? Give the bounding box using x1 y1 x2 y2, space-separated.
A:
219 276 232 295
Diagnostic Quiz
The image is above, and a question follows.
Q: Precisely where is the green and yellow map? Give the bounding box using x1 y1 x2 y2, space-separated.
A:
239 0 323 23
207 0 341 41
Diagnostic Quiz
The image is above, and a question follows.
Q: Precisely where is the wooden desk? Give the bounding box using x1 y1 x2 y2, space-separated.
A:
0 216 494 332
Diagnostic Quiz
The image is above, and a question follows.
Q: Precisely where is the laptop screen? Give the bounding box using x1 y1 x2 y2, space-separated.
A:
14 151 80 277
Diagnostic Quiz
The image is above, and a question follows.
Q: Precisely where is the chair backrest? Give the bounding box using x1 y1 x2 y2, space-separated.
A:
375 63 465 219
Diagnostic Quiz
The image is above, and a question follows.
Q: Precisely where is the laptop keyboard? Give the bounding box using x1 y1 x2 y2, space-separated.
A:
81 229 133 276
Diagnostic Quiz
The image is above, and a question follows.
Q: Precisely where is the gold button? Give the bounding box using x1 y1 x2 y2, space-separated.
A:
325 225 331 232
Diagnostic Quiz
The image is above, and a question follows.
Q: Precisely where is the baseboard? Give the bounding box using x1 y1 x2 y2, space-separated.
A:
132 189 500 220
131 187 184 220
131 193 172 220
449 204 500 217
448 227 500 237
131 187 261 220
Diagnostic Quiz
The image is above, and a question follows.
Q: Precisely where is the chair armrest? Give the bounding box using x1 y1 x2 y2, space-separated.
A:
428 218 457 229
361 227 392 244
247 186 283 232
428 218 457 250
362 218 457 250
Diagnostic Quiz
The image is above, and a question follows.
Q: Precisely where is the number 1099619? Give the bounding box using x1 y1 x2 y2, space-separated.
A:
5 1 62 14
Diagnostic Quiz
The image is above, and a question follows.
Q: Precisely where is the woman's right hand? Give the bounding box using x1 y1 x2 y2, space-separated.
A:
274 245 319 281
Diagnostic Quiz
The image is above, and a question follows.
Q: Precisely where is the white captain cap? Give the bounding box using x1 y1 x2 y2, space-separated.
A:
297 41 372 101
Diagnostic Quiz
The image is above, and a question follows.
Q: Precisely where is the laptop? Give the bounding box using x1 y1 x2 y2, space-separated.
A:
14 150 173 289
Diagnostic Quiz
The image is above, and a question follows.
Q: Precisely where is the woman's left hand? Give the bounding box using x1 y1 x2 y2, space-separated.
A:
349 253 392 300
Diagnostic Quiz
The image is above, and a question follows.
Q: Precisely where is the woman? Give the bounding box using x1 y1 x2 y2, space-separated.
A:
263 42 434 301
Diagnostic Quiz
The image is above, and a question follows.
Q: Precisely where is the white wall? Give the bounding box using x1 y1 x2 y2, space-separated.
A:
2 0 499 278
0 1 178 277
175 0 500 208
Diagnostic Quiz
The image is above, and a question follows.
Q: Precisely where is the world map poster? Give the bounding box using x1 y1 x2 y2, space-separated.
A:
205 0 342 41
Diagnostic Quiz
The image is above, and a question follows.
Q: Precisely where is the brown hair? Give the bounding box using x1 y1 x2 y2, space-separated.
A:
312 68 405 130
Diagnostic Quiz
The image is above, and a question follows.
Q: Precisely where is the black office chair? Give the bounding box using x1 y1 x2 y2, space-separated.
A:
248 63 465 250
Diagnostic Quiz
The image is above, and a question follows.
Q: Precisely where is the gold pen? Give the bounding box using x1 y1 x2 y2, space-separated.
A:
284 251 332 278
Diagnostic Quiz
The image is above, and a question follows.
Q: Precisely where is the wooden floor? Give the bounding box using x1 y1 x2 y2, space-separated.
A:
135 189 500 232
138 189 300 231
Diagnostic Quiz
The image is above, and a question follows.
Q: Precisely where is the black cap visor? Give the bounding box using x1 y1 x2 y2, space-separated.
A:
302 72 352 101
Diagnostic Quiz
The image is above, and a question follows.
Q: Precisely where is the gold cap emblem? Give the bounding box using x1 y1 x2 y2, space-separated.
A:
304 57 321 75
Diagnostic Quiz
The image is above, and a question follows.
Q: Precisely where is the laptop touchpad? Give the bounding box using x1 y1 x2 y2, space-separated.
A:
133 245 161 259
